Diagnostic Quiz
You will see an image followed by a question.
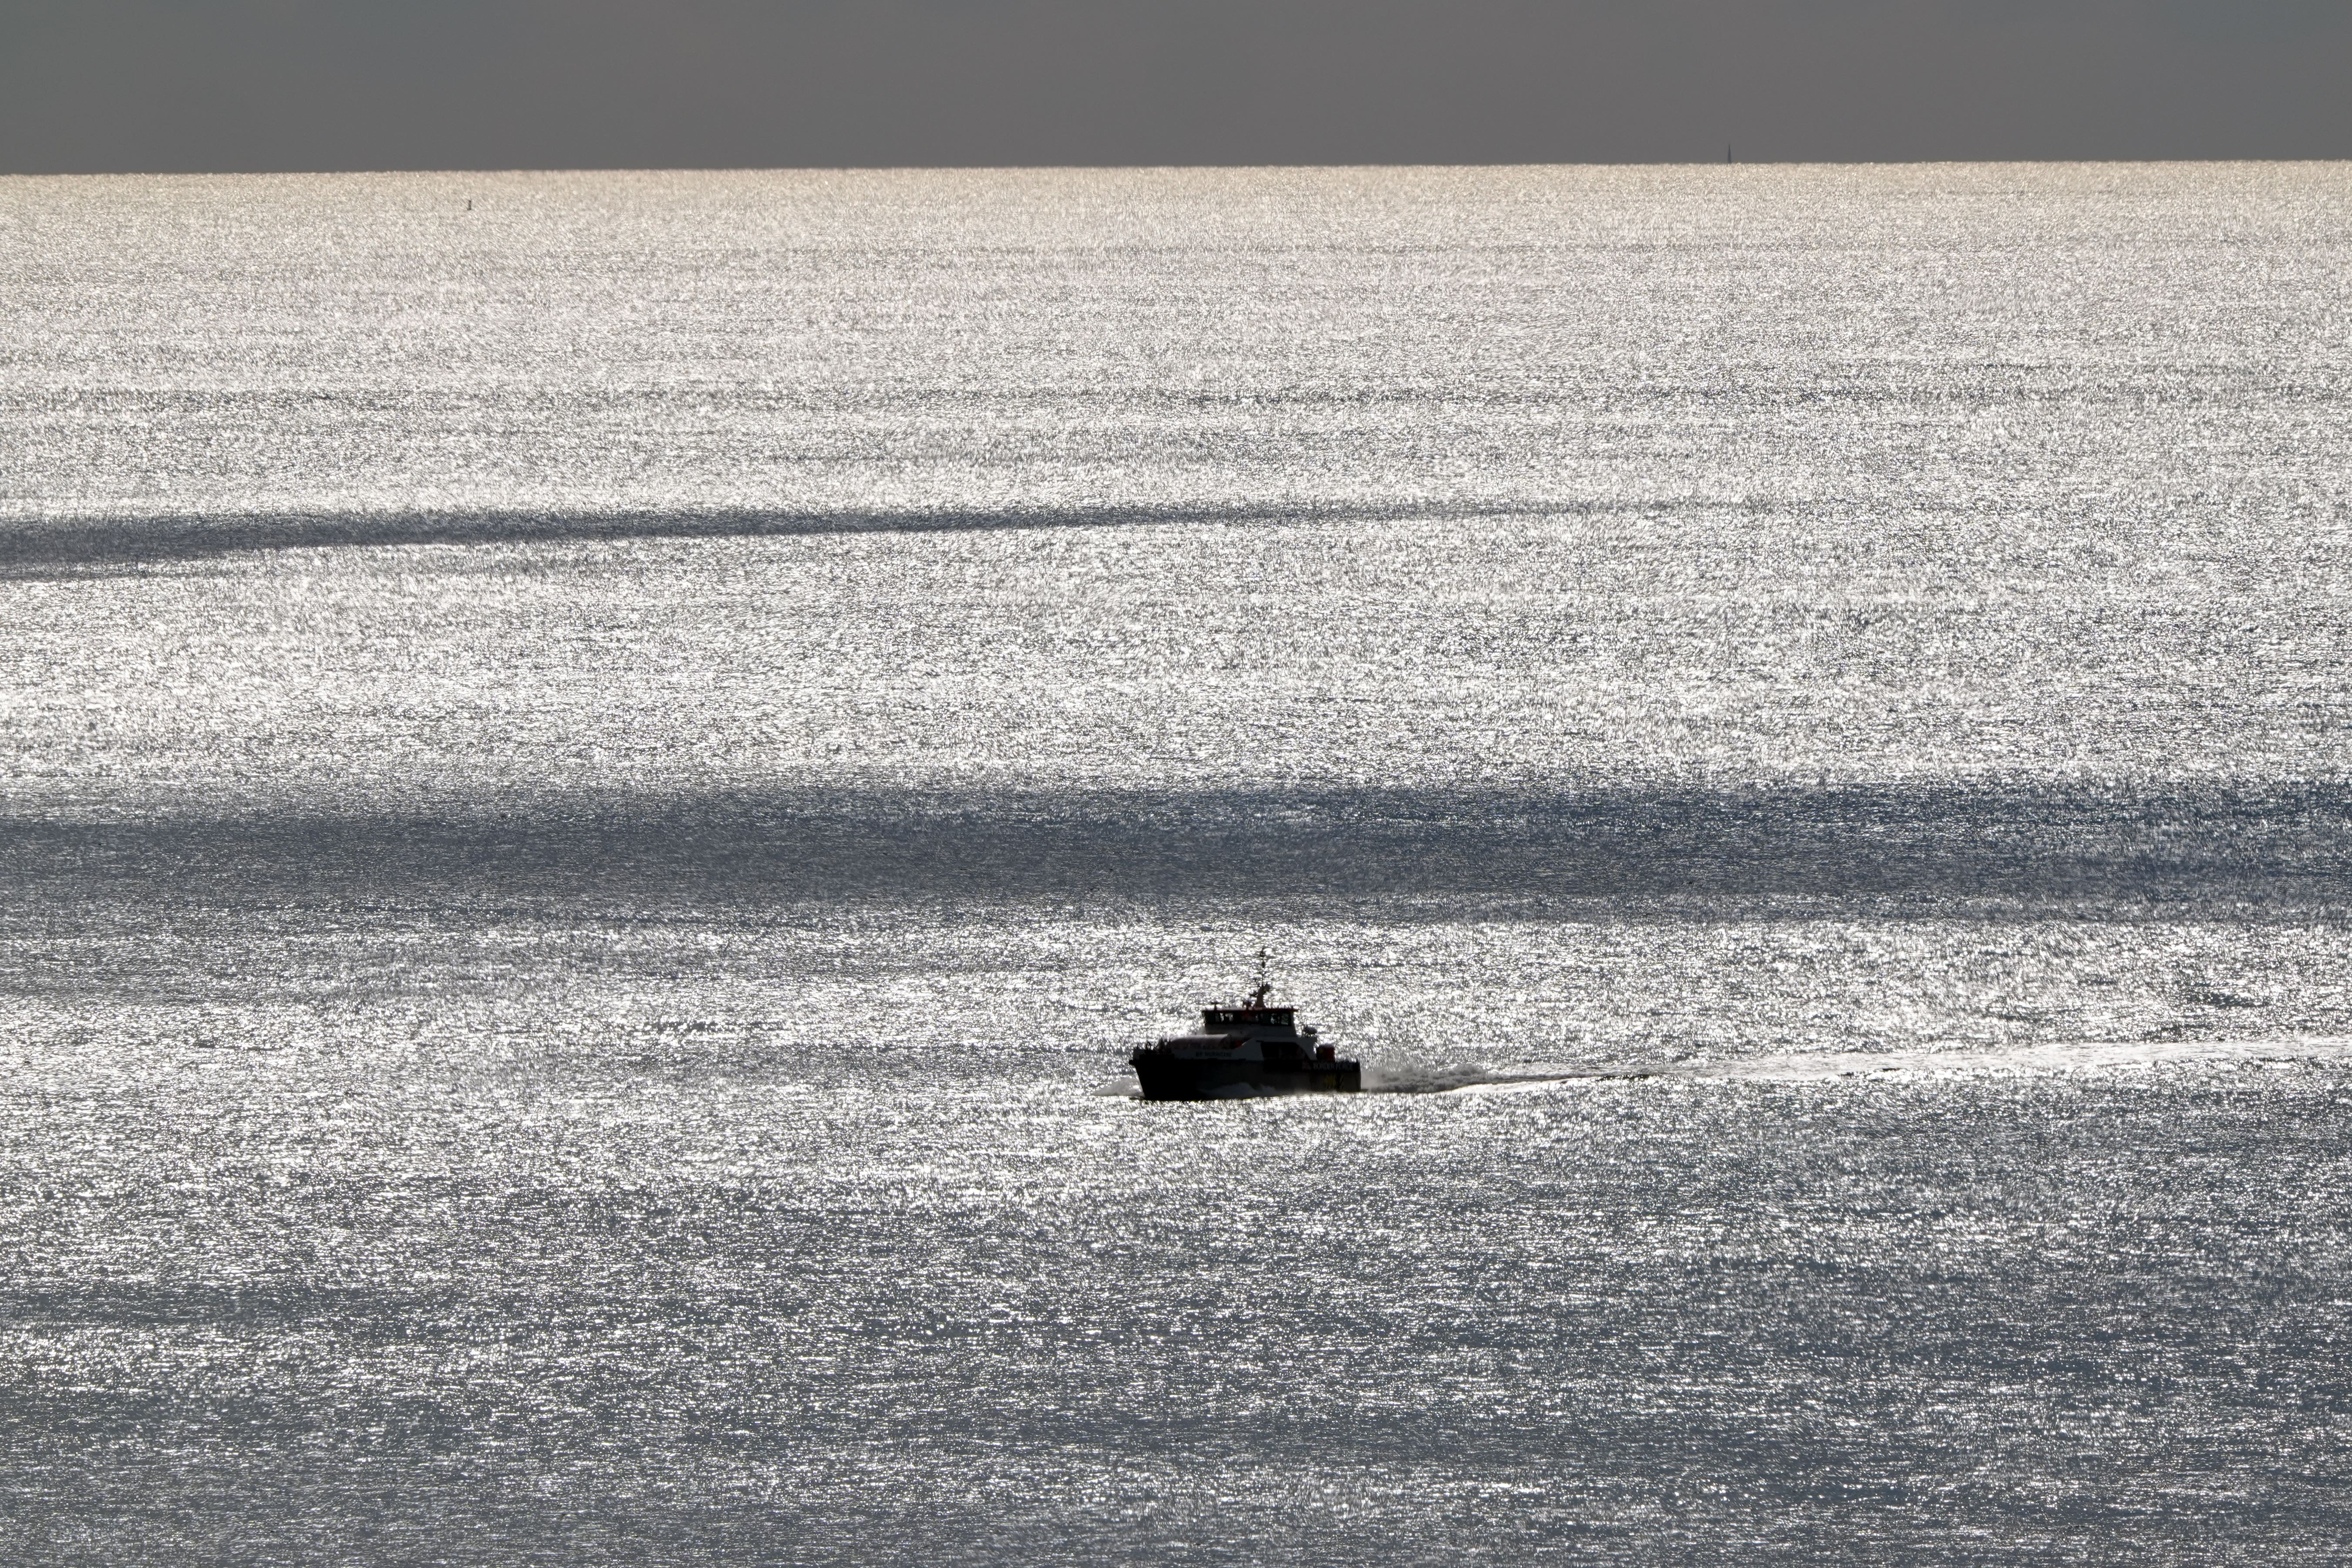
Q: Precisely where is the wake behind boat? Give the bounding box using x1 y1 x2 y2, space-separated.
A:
1129 964 1361 1100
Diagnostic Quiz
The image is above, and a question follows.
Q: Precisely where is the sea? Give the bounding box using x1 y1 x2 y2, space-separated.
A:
2 163 2349 1564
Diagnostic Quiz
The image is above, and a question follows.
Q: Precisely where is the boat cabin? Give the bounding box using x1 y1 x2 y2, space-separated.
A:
1202 1005 1294 1032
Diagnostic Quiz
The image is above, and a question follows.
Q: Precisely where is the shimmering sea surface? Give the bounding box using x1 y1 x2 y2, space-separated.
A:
3 164 2351 1563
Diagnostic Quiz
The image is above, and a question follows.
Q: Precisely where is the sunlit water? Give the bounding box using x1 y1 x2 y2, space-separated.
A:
3 165 2350 1563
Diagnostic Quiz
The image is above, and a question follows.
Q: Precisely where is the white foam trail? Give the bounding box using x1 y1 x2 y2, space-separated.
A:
1707 1035 2352 1082
1111 1038 2352 1101
1426 1036 2352 1094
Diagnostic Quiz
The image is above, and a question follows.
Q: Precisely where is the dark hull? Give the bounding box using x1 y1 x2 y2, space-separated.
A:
1131 1054 1362 1101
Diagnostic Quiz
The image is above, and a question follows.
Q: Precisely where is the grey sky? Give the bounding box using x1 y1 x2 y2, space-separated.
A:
3 1 2347 172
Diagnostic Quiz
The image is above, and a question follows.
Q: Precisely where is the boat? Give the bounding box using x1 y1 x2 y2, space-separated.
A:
1129 960 1361 1100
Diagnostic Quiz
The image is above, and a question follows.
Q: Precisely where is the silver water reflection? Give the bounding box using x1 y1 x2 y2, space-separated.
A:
3 165 2350 1563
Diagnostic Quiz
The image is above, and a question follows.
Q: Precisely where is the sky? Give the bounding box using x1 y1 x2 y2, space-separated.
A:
2 0 2349 172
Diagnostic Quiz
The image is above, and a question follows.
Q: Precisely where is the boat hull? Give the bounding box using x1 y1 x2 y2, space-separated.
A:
1130 1053 1362 1101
